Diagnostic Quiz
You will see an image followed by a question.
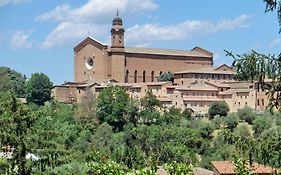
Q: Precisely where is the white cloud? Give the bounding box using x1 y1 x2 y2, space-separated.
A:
0 0 30 6
40 22 107 48
36 0 157 23
37 0 158 48
126 15 251 46
10 31 32 49
269 38 281 48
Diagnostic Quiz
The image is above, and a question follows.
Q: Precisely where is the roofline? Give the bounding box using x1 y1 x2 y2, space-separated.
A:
74 37 108 52
214 64 232 70
191 46 213 57
125 47 213 58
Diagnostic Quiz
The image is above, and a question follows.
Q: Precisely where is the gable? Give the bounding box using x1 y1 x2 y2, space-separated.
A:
215 64 232 71
74 37 107 53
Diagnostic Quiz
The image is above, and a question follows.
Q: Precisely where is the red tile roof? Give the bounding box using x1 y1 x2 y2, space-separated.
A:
211 161 276 174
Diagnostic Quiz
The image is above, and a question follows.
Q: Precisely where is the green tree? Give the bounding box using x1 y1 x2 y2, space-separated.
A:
26 73 53 106
0 67 26 98
75 88 98 126
224 113 239 130
0 91 34 174
252 116 273 136
141 90 161 112
233 123 252 139
97 86 130 131
208 101 229 119
237 106 255 125
157 72 174 82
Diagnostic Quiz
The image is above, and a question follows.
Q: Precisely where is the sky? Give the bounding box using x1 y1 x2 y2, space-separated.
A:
0 0 280 84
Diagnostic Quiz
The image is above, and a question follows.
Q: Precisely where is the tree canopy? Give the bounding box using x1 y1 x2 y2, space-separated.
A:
157 72 174 82
208 101 229 119
26 73 53 106
97 85 130 131
0 67 26 98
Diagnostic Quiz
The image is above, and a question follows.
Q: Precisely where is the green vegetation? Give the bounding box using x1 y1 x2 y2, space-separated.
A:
26 73 53 106
1 84 281 174
208 101 229 119
157 72 174 82
0 67 26 98
0 1 280 174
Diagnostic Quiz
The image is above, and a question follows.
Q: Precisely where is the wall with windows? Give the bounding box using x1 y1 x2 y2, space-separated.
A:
124 54 212 83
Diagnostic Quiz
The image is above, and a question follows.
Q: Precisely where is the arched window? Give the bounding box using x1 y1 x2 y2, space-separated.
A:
125 70 129 83
134 70 137 83
151 71 154 82
143 70 146 82
160 71 162 76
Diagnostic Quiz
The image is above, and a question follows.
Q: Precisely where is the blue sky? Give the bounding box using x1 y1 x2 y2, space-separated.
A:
0 0 280 84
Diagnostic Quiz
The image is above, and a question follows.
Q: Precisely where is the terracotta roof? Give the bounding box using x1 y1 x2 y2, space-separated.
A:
175 82 219 91
125 47 212 57
183 98 223 102
219 88 253 95
227 82 254 89
157 97 172 102
206 81 230 88
211 161 276 174
174 66 236 74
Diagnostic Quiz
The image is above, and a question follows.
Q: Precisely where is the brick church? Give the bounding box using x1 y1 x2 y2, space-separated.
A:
74 13 213 83
53 13 269 114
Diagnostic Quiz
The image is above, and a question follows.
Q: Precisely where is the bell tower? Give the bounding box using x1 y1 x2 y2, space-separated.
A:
110 11 126 83
111 11 124 48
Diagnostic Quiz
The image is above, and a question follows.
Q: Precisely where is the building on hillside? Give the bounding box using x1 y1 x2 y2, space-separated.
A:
74 13 213 83
173 64 236 85
52 13 270 114
211 161 277 175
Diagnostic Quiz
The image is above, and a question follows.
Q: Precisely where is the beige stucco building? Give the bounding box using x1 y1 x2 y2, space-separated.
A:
53 14 270 114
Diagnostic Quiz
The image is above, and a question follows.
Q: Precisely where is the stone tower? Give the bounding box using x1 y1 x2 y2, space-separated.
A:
111 11 125 49
110 11 126 82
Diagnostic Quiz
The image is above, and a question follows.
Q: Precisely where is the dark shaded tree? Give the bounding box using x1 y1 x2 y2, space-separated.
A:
0 67 26 98
97 86 130 131
208 101 229 119
157 72 174 82
141 90 161 112
26 73 53 106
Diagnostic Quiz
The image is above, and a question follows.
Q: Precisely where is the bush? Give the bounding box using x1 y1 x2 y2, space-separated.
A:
237 106 255 124
253 116 273 136
208 102 229 119
224 113 239 130
233 123 252 138
211 115 223 129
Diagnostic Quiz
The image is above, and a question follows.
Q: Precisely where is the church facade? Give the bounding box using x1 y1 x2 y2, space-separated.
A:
53 14 269 114
74 14 213 83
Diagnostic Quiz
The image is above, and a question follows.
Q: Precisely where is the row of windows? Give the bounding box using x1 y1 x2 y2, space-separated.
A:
177 73 233 80
125 70 163 83
183 92 217 97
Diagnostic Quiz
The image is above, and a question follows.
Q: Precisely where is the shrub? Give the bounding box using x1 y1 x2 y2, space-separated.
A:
208 101 229 119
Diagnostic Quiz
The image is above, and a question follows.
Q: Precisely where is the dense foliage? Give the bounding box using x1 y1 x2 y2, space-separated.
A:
208 101 229 119
26 73 53 106
157 72 174 82
1 84 281 174
0 67 26 98
0 1 280 174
